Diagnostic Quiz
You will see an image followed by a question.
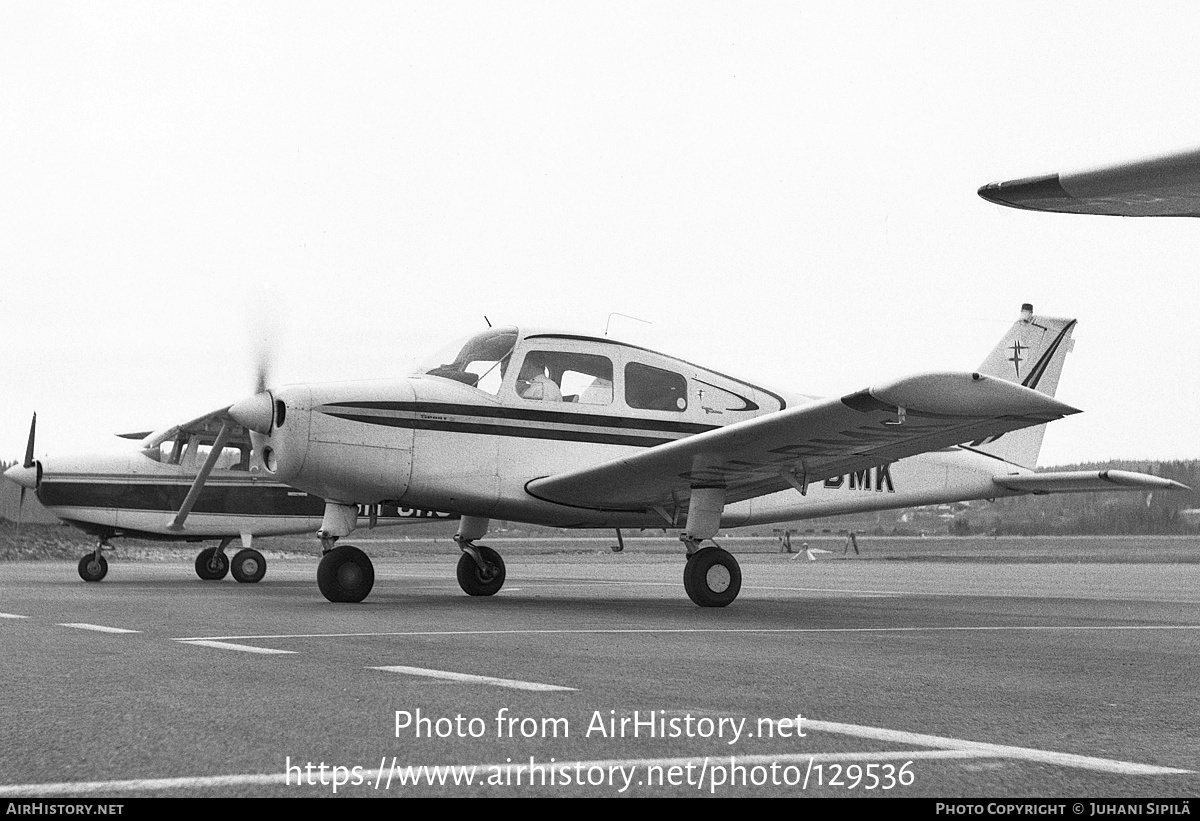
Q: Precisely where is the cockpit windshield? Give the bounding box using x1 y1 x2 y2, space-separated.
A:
419 326 518 395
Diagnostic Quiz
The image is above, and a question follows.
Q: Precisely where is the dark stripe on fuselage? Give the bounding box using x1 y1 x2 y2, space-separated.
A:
38 481 327 516
320 401 721 446
322 412 680 447
323 401 718 434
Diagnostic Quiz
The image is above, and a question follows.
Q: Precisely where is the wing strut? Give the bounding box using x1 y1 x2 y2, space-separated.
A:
167 420 234 531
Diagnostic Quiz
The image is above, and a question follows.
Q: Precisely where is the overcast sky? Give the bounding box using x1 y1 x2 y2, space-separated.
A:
3 1 1199 467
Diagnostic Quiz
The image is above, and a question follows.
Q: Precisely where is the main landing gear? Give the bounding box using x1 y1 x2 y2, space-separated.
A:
681 539 742 608
195 537 267 583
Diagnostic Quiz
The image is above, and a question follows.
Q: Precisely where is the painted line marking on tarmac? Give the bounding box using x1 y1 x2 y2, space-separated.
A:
0 727 1188 797
369 665 576 691
0 613 29 619
174 624 1200 642
58 623 140 634
793 719 1193 776
177 640 297 655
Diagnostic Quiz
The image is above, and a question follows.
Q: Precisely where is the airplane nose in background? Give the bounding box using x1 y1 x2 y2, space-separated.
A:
4 463 39 489
229 391 275 434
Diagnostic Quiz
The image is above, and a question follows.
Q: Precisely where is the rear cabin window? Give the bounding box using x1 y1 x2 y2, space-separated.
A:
517 351 613 405
625 362 688 412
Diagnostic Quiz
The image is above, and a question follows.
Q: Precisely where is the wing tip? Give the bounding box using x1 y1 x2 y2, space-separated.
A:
978 174 1072 212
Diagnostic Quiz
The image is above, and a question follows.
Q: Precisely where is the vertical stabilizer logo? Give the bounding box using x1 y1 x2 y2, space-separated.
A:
1008 340 1027 378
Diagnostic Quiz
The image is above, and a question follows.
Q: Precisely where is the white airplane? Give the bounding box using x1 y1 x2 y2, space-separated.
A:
3 414 456 583
978 145 1200 216
140 304 1184 608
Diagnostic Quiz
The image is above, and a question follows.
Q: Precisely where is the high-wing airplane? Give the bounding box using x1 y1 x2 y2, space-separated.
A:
147 304 1185 608
978 145 1200 216
3 414 456 583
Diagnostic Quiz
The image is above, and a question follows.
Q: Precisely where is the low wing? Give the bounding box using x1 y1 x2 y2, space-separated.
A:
978 146 1200 217
527 372 1078 513
993 470 1189 494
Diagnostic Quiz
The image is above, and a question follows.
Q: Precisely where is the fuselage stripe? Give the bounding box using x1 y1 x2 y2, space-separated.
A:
321 410 705 447
322 401 719 434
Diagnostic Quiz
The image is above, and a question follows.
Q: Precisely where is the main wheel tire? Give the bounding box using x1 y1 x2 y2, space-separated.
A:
683 547 741 608
456 546 506 596
78 554 108 582
195 547 230 581
317 545 375 603
231 548 267 583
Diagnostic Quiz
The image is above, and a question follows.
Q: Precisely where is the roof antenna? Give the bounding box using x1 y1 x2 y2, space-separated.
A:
605 312 651 337
484 316 492 328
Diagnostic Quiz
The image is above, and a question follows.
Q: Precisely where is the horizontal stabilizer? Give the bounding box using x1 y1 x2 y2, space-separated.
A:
978 146 1200 217
992 470 1190 495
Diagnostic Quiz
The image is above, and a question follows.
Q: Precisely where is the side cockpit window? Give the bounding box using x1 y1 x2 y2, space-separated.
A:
155 436 248 470
517 351 613 405
626 362 687 412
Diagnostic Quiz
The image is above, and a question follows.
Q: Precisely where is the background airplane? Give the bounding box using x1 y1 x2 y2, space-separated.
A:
978 145 1200 217
154 304 1184 608
3 413 456 583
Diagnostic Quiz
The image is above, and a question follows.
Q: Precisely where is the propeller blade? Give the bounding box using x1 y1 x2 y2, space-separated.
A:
23 413 36 469
167 420 234 531
252 333 274 396
254 351 270 395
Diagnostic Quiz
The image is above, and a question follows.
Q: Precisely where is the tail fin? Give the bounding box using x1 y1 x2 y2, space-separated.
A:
970 303 1077 468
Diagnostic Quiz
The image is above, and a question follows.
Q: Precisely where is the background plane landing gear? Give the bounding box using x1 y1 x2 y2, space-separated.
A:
78 538 110 582
195 544 230 581
456 545 506 596
231 548 266 583
78 553 108 582
683 547 742 608
317 545 374 603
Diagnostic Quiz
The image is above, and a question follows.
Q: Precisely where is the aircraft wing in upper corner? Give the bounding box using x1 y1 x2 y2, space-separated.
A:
526 371 1078 514
978 146 1200 217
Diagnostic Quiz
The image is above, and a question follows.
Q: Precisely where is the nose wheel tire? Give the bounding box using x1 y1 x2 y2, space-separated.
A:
78 554 108 582
456 546 506 596
683 547 741 608
231 548 267 583
317 545 375 603
195 547 230 581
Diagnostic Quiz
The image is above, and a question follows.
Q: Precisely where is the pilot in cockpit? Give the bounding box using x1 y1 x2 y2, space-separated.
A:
516 358 562 401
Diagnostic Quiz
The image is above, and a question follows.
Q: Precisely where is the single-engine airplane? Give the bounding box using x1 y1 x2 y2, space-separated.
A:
978 145 1200 217
3 414 456 583
141 303 1186 608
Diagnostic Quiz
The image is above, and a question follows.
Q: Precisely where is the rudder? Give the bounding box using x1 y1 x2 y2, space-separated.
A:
970 304 1077 468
